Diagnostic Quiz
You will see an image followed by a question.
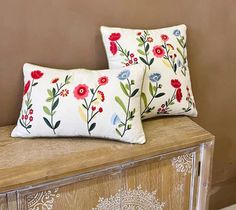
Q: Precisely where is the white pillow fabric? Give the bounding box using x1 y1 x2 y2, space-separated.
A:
100 24 197 119
11 63 146 144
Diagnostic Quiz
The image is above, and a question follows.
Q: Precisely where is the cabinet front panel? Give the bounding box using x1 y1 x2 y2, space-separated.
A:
0 194 7 210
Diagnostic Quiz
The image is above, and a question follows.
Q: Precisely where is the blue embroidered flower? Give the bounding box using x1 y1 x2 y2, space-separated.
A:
173 29 181 37
149 73 161 82
111 113 121 125
118 70 130 80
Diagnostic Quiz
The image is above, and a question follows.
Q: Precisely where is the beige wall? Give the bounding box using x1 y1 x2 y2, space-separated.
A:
0 0 235 209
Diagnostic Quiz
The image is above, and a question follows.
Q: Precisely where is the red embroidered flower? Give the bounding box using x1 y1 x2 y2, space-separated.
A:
147 37 153 42
25 115 28 120
134 58 138 62
98 107 103 113
29 109 33 115
97 90 105 102
31 70 43 79
176 88 182 102
51 78 59 83
109 33 121 41
73 84 89 100
153 45 165 58
92 106 96 111
23 80 30 95
137 32 142 36
29 116 33 121
130 53 134 57
60 89 69 97
110 41 118 55
161 34 169 41
171 79 181 88
21 115 24 120
98 76 108 86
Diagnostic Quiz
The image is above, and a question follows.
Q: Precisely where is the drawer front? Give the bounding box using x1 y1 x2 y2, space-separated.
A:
17 150 199 210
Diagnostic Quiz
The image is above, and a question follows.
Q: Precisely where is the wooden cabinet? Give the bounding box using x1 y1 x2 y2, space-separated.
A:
0 117 214 210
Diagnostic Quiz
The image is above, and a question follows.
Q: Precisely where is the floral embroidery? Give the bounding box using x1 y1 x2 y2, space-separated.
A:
153 34 178 74
183 86 195 112
43 75 71 134
141 73 165 118
136 31 154 69
157 79 182 114
74 77 108 135
113 70 139 137
174 29 188 76
109 33 138 66
19 70 44 133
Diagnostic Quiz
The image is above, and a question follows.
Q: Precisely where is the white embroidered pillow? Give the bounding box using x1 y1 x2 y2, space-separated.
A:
100 24 197 119
11 63 146 144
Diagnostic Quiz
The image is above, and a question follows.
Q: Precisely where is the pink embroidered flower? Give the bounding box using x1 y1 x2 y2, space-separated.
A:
98 76 108 86
176 88 182 102
130 53 134 57
60 89 69 97
109 33 121 41
161 34 169 41
23 80 30 95
25 115 28 120
153 45 165 58
31 70 43 79
110 41 118 55
21 115 24 120
171 79 181 88
147 37 153 42
29 116 33 121
134 58 138 62
51 78 59 83
73 84 89 100
97 90 105 102
29 109 33 115
98 107 103 113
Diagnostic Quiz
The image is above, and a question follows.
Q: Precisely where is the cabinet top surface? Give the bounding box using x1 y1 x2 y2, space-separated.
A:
0 116 214 193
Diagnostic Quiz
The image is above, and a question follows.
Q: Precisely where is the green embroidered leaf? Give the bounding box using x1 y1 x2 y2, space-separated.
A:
120 82 128 96
137 49 145 55
177 47 184 60
52 98 59 111
141 92 147 108
140 36 145 43
149 82 154 96
149 58 154 66
138 43 143 47
27 125 32 129
19 119 25 128
145 43 150 52
47 89 53 97
177 38 184 48
155 93 165 98
43 106 51 115
65 75 72 84
89 123 96 132
52 88 56 97
46 97 53 102
131 88 139 97
54 120 61 129
82 104 87 110
28 104 32 110
43 117 53 129
136 37 143 43
115 96 126 113
32 82 38 86
115 128 122 137
90 88 94 94
139 57 148 65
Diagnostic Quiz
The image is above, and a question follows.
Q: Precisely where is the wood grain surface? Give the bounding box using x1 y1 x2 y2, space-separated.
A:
0 116 214 193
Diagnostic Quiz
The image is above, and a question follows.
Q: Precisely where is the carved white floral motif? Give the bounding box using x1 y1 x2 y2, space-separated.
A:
27 188 60 210
92 185 165 210
172 153 193 175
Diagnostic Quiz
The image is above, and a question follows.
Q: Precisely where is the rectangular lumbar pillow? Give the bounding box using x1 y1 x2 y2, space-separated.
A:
100 24 197 119
11 63 146 144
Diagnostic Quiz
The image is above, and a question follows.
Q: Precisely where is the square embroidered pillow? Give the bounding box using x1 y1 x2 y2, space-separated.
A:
100 24 197 119
11 63 146 144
